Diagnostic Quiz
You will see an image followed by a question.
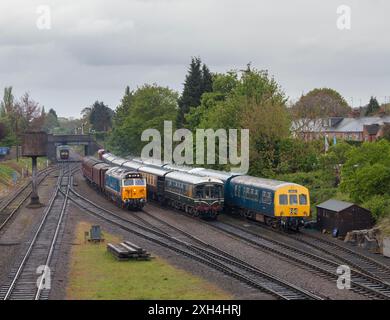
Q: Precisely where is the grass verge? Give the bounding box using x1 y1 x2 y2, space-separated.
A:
66 221 232 300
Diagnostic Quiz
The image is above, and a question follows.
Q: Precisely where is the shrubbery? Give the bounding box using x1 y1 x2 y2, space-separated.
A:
363 195 390 221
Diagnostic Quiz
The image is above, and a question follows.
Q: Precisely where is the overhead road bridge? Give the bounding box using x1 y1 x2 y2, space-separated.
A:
47 134 101 162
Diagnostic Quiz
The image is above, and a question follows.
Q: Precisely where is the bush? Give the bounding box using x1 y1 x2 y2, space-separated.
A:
363 195 390 221
340 140 390 202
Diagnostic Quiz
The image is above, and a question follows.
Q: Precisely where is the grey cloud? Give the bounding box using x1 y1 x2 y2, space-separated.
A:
0 0 389 116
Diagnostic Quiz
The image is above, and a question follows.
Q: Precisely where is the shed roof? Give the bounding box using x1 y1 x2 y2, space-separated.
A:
316 199 354 212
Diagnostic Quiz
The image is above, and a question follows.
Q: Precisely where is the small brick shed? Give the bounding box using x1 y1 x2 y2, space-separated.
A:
316 199 374 236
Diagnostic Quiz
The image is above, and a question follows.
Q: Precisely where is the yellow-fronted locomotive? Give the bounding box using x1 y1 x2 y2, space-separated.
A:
82 157 146 209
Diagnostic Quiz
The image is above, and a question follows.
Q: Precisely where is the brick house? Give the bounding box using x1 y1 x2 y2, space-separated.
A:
293 116 390 142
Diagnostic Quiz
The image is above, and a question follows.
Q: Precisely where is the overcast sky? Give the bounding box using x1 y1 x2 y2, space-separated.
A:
0 0 389 117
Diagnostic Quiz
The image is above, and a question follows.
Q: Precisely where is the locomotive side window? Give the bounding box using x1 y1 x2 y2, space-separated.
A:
289 194 298 205
299 194 307 205
262 191 272 204
279 194 288 205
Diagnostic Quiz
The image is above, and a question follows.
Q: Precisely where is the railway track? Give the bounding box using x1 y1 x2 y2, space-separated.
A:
67 187 324 300
0 164 74 300
282 227 390 283
205 220 390 300
228 217 390 284
0 166 57 232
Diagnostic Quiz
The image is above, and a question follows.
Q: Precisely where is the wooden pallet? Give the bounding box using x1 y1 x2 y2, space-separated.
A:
107 241 152 261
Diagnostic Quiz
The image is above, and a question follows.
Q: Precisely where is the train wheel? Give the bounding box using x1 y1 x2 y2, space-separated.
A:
265 217 273 226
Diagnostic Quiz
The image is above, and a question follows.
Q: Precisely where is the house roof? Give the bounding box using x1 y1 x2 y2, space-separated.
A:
293 116 390 133
316 199 354 212
331 116 390 133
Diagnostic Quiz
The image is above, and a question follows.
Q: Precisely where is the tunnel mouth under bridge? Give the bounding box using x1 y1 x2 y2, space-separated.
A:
47 134 101 162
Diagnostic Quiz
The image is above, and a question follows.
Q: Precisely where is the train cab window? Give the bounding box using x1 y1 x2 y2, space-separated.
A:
123 179 134 186
211 185 223 198
299 194 307 205
289 194 298 205
279 194 288 205
134 179 146 186
195 186 204 198
204 186 212 199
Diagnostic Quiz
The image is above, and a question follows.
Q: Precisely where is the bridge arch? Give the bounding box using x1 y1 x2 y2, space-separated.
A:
47 134 101 161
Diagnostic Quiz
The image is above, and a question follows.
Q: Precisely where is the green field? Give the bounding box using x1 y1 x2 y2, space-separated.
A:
66 222 232 300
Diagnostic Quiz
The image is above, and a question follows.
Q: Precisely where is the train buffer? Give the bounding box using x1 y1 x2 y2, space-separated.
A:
107 241 152 261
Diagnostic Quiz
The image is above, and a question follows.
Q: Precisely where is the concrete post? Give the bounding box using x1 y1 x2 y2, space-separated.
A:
27 156 43 208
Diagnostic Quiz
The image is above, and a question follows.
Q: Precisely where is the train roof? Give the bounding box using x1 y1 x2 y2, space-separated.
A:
112 158 127 166
106 167 142 179
131 157 144 164
188 168 242 182
83 156 102 166
93 162 111 170
139 165 172 177
229 175 301 191
165 171 223 185
122 160 143 170
162 163 202 172
102 153 116 163
141 158 167 166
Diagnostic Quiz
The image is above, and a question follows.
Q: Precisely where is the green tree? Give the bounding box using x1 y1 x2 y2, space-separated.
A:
187 68 290 176
43 108 60 132
365 96 380 116
108 84 178 155
114 86 133 127
291 88 351 134
201 64 213 93
0 87 14 116
340 140 390 202
177 57 213 127
89 101 114 132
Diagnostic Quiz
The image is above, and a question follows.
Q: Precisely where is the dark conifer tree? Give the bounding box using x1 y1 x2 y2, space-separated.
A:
177 57 214 127
177 57 202 127
114 86 133 126
365 96 380 116
201 64 213 93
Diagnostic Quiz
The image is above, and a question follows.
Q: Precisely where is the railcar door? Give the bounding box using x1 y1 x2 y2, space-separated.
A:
157 177 165 202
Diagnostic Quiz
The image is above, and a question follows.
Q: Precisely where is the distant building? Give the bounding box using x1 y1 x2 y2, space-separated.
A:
293 116 390 142
316 199 374 236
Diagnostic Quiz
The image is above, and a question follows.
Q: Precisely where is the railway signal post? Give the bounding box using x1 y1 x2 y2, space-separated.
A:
22 131 48 208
